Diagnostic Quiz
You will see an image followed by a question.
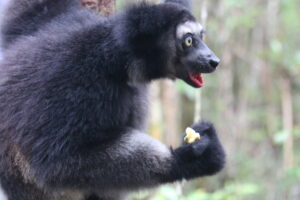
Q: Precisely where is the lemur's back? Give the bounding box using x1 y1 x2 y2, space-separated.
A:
1 0 79 49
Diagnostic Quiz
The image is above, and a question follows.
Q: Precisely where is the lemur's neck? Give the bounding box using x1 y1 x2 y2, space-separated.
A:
78 21 131 83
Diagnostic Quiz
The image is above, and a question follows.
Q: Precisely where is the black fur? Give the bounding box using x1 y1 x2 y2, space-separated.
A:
0 0 225 200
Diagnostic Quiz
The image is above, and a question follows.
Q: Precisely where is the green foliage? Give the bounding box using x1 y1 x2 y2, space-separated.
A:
268 0 300 73
121 0 300 199
273 127 300 145
273 129 289 145
225 8 260 31
130 183 260 200
281 0 300 32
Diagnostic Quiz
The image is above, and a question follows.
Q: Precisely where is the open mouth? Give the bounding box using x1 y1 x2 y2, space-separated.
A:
188 72 204 87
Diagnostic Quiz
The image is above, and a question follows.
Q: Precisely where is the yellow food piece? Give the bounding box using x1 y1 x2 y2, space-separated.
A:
184 127 201 144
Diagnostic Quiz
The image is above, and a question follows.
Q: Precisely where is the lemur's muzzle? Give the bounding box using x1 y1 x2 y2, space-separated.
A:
180 40 220 87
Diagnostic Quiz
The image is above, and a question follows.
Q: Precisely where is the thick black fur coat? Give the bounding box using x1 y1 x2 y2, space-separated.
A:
0 0 225 200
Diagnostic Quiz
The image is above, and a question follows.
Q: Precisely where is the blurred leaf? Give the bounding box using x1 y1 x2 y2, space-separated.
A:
270 40 283 55
176 80 197 100
285 167 300 179
273 130 289 144
294 51 300 67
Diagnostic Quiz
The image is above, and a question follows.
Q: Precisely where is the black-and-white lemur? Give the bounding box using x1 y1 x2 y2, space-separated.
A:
0 0 225 199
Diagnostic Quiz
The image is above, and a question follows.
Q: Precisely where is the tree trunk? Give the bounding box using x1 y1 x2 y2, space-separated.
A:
215 0 236 178
81 0 115 16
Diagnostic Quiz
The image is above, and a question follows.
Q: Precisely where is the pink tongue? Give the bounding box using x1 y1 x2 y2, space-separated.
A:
188 72 204 87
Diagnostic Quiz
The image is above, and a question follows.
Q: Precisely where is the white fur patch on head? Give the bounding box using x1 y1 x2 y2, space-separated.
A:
0 183 8 200
176 21 203 39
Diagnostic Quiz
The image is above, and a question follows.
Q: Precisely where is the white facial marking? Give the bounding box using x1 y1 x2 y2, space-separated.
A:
176 21 203 39
0 183 8 200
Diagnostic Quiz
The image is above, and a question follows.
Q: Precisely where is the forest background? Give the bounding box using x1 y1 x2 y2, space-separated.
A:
117 0 300 199
1 0 300 199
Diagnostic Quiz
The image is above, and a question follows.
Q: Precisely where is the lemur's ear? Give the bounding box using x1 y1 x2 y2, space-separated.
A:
162 0 192 10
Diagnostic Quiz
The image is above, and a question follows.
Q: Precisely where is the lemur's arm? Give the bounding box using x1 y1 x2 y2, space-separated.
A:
26 121 224 190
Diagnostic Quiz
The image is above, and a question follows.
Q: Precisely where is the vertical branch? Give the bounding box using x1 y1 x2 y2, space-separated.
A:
161 80 180 146
149 83 164 141
200 0 208 28
281 75 294 170
194 86 202 123
265 0 294 171
194 0 207 123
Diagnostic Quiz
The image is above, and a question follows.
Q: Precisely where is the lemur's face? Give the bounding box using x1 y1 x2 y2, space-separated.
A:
174 21 220 88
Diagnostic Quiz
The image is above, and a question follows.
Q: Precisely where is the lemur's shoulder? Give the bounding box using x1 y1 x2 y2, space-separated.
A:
0 0 80 48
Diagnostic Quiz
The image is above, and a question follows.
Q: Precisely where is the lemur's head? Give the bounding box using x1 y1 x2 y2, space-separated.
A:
156 1 220 88
121 2 219 87
171 20 220 88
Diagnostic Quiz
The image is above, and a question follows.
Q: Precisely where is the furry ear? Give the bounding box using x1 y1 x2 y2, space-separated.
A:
162 0 192 10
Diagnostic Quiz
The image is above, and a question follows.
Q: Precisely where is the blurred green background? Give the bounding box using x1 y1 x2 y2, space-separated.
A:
117 0 300 199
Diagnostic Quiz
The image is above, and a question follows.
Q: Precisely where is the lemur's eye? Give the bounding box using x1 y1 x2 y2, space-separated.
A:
184 36 193 47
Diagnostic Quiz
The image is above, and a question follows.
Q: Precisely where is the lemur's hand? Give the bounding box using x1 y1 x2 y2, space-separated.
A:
173 121 226 179
189 121 221 156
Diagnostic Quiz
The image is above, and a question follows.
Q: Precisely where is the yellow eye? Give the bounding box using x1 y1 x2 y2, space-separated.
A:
185 36 193 47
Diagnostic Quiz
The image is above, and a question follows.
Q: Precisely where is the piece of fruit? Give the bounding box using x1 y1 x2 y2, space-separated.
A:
184 127 201 144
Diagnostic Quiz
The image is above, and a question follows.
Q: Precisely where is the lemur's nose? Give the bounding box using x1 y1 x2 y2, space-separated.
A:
208 54 220 69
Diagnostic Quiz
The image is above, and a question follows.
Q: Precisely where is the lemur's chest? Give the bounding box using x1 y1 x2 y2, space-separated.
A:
126 84 149 130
